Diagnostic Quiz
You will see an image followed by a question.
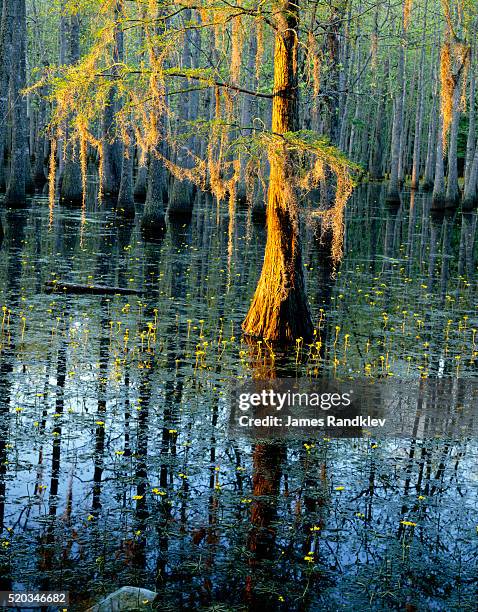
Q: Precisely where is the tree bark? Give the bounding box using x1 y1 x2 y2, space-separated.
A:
445 86 461 206
134 160 148 202
0 0 10 192
422 84 438 190
141 153 166 239
432 116 446 208
464 45 476 189
117 134 135 216
4 0 28 207
59 13 83 204
386 20 405 203
411 0 428 189
243 0 314 344
167 9 196 218
101 2 123 196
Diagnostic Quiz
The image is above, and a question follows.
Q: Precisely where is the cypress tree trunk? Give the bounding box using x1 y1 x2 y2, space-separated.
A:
33 86 48 188
445 86 461 207
167 9 196 218
423 85 438 190
134 160 148 202
4 0 28 207
464 47 476 187
243 0 314 344
386 16 405 204
141 154 166 240
101 2 123 196
432 117 446 209
237 26 258 204
0 0 11 192
56 0 68 185
117 133 135 217
60 13 82 204
411 0 428 190
115 1 135 215
323 1 346 145
397 58 409 186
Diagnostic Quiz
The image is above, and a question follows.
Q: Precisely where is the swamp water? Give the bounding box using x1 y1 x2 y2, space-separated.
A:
0 183 477 610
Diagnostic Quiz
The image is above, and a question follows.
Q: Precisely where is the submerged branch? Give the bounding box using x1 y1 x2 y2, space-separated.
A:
45 281 142 296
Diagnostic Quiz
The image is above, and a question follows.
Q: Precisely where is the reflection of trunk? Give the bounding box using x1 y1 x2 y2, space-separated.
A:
463 141 478 210
243 0 314 343
458 212 476 277
0 214 26 590
92 300 109 513
439 214 453 304
49 321 68 517
246 443 284 610
427 212 441 292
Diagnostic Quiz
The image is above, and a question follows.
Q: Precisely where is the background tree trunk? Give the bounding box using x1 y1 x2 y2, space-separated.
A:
445 86 461 206
411 0 428 189
60 13 83 204
101 2 123 196
4 0 28 207
0 0 10 192
386 13 405 204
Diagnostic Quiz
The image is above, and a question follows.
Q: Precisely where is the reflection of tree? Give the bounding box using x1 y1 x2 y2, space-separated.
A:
245 443 285 611
458 212 477 279
0 213 26 591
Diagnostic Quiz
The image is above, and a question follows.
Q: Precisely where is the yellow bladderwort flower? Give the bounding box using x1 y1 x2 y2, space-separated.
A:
132 495 143 500
335 486 345 491
152 488 166 496
400 520 417 527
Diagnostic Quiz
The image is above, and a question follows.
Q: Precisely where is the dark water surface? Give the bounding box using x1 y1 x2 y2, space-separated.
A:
0 184 477 610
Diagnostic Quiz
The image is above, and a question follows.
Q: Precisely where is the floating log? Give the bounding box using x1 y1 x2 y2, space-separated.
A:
45 280 141 296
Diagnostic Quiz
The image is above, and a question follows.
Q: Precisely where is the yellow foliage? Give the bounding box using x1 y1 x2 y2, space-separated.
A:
230 15 244 84
403 0 413 31
255 19 264 80
440 41 454 150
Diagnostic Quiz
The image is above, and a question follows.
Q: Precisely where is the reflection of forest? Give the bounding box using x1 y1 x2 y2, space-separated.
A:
0 185 476 609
